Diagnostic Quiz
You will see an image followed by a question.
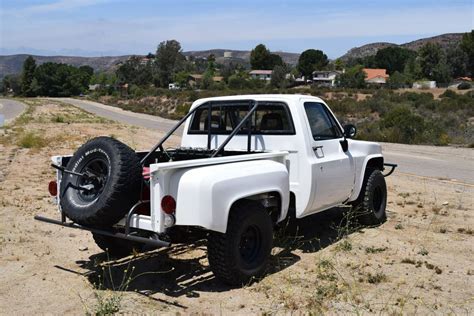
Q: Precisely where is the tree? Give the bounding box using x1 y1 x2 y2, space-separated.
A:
297 49 328 78
21 56 37 96
387 71 412 89
116 56 152 86
155 40 185 87
34 62 91 96
460 30 474 76
249 44 283 70
250 44 272 69
336 65 366 88
270 65 288 88
374 46 414 75
418 43 450 82
2 75 21 95
446 47 468 78
173 71 189 88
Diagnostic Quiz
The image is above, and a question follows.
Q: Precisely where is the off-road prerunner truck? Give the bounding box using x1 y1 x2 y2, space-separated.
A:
36 94 396 285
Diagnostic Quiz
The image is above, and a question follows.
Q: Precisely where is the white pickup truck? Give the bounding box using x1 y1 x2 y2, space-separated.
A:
36 94 396 285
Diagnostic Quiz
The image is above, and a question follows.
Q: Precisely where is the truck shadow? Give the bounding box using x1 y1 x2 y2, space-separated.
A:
73 206 359 304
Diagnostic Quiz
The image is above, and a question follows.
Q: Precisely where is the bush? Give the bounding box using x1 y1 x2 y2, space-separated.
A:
458 82 472 90
18 132 46 148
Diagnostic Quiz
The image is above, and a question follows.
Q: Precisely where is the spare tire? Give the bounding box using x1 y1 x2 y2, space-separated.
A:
60 137 142 227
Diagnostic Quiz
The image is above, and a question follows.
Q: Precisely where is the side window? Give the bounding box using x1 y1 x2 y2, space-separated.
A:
189 102 295 135
304 102 342 140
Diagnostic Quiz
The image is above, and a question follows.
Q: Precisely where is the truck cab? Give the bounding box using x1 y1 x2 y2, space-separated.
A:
181 94 383 218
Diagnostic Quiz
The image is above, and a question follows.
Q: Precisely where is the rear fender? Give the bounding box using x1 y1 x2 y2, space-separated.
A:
170 160 289 233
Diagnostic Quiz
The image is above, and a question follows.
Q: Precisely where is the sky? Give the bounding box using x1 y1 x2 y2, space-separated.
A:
0 0 473 58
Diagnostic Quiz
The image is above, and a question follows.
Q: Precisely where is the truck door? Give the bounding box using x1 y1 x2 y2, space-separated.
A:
303 101 355 212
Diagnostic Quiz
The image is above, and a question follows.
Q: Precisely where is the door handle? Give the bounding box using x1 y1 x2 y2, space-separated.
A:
312 145 323 151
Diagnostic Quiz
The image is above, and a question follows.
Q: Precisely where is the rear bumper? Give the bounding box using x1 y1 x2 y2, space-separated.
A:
34 215 170 248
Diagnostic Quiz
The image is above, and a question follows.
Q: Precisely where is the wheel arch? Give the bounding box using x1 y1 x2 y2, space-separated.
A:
348 154 384 202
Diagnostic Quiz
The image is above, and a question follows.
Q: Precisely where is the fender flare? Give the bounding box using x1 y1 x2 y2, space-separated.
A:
348 154 384 202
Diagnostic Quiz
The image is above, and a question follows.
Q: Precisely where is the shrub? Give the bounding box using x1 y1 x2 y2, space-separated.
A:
458 82 472 90
18 132 46 148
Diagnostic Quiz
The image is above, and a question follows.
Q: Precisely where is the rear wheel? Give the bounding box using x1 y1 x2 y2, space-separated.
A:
352 169 387 225
207 201 273 285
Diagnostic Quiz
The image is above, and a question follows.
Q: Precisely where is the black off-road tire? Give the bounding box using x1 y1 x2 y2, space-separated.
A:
59 137 142 227
92 233 143 257
207 201 273 285
352 169 387 226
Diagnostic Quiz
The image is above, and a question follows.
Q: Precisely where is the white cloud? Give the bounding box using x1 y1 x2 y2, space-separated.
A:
4 0 111 16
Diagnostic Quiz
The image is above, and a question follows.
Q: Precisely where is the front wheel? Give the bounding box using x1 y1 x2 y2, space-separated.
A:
352 169 387 225
207 201 273 285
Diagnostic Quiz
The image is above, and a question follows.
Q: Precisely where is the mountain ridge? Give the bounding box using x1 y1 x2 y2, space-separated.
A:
0 32 467 78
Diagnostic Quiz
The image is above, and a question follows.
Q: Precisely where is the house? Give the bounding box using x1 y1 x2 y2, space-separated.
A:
188 74 225 87
249 70 272 81
363 68 389 84
312 70 342 87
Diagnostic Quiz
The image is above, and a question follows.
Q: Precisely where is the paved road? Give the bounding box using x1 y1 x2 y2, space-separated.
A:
52 98 181 133
381 143 473 185
0 99 26 124
57 98 474 185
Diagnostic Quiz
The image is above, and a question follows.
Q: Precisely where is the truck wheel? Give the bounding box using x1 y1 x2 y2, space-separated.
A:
207 201 273 285
92 233 143 257
352 169 387 225
60 137 142 227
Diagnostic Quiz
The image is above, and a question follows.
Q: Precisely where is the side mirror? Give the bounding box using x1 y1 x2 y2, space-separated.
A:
344 124 357 138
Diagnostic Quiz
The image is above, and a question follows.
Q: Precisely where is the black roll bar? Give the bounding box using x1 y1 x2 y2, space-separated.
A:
140 105 199 165
140 99 259 164
211 100 259 157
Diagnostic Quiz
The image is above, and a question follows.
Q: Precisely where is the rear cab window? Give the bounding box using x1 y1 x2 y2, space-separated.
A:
189 101 295 135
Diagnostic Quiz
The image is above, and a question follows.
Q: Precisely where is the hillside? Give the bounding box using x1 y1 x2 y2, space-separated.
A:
0 49 300 78
183 49 300 65
0 54 132 78
340 32 464 61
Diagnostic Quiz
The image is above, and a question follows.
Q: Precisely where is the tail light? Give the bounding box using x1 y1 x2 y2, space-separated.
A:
48 181 58 196
161 195 176 214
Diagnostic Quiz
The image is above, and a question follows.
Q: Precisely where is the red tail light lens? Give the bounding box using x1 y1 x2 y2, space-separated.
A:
161 195 176 214
48 181 58 196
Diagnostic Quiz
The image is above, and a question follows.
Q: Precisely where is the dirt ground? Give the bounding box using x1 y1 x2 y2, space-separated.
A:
0 99 473 315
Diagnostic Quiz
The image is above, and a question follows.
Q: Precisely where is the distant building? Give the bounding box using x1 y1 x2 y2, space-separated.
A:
249 70 273 81
88 84 101 91
168 83 180 90
412 81 437 89
363 68 389 84
223 51 233 58
188 74 225 86
312 70 342 87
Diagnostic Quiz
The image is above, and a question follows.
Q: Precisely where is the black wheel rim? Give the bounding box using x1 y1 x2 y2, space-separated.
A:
76 158 109 202
373 186 383 212
239 225 262 265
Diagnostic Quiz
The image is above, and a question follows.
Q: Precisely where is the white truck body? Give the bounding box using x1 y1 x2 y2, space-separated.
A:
52 94 384 235
89 95 383 233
